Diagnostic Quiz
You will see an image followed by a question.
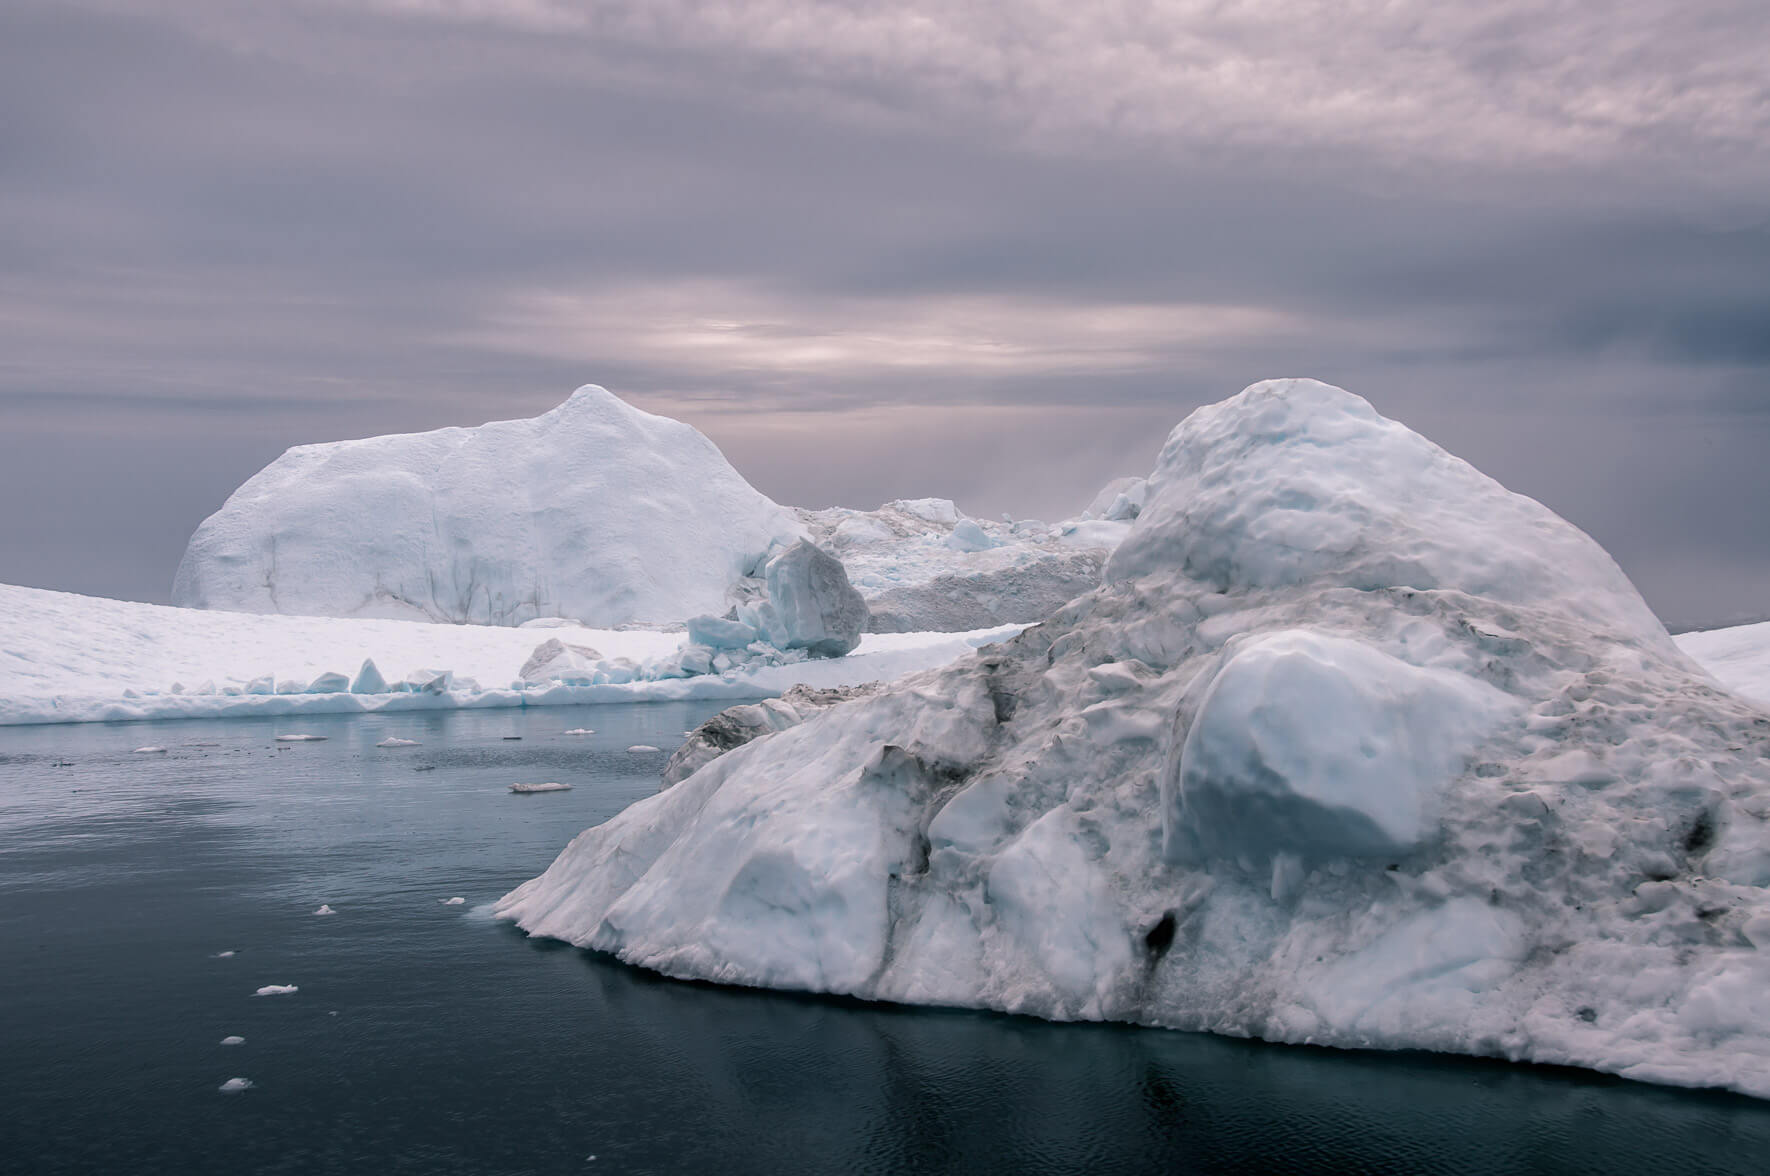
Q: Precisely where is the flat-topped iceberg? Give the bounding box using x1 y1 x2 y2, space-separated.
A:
499 378 1770 1099
172 385 806 627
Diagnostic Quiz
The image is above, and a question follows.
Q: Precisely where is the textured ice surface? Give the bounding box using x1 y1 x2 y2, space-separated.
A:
501 379 1770 1099
748 541 869 658
662 684 884 788
799 499 1115 634
172 385 806 626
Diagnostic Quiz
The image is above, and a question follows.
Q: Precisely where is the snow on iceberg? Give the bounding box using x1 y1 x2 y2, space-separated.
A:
171 385 806 627
499 378 1770 1099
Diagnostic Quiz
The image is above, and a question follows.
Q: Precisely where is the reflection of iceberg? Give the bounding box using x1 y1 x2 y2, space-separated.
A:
501 379 1770 1099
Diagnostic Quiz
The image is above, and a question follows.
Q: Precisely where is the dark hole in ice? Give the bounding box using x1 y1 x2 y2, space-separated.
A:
1577 1007 1598 1023
1684 811 1715 855
1144 912 1177 956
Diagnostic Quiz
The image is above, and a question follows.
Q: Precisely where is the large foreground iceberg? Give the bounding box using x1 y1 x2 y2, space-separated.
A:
500 378 1770 1098
172 386 806 626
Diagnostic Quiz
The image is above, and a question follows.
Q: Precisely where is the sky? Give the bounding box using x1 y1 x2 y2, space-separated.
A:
1 0 1766 629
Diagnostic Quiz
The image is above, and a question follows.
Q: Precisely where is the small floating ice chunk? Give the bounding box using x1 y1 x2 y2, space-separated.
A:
441 897 465 905
212 950 236 959
627 745 661 753
220 1036 245 1046
375 737 420 748
351 658 389 694
314 904 336 916
509 782 572 794
254 984 298 996
562 728 595 736
275 734 327 742
218 1077 253 1094
133 746 168 754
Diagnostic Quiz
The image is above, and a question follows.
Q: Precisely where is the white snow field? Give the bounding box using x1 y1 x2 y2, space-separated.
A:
1675 622 1770 708
499 378 1770 1099
0 582 1020 726
171 385 807 627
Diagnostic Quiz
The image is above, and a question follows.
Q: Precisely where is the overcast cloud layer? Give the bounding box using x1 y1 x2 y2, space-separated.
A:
2 0 1766 627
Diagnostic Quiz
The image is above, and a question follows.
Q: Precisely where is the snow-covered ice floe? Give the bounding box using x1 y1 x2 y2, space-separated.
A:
254 985 298 996
0 583 1021 726
510 782 572 794
499 378 1770 1100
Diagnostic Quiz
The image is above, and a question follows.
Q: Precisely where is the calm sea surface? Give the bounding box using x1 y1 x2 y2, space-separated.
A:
3 704 1768 1175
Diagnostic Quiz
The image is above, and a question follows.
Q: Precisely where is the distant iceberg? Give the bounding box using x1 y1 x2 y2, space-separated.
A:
171 385 807 627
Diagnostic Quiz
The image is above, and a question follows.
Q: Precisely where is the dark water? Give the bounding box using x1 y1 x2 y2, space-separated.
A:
3 706 1768 1176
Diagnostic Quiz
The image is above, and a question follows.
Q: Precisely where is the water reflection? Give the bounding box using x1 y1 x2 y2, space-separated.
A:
1 706 1767 1175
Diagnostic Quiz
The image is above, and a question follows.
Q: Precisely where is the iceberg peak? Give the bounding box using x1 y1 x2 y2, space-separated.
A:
1107 378 1667 646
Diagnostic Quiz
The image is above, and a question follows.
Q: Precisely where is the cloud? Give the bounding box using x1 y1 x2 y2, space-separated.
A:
1 0 1767 624
309 0 1770 180
459 281 1296 396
